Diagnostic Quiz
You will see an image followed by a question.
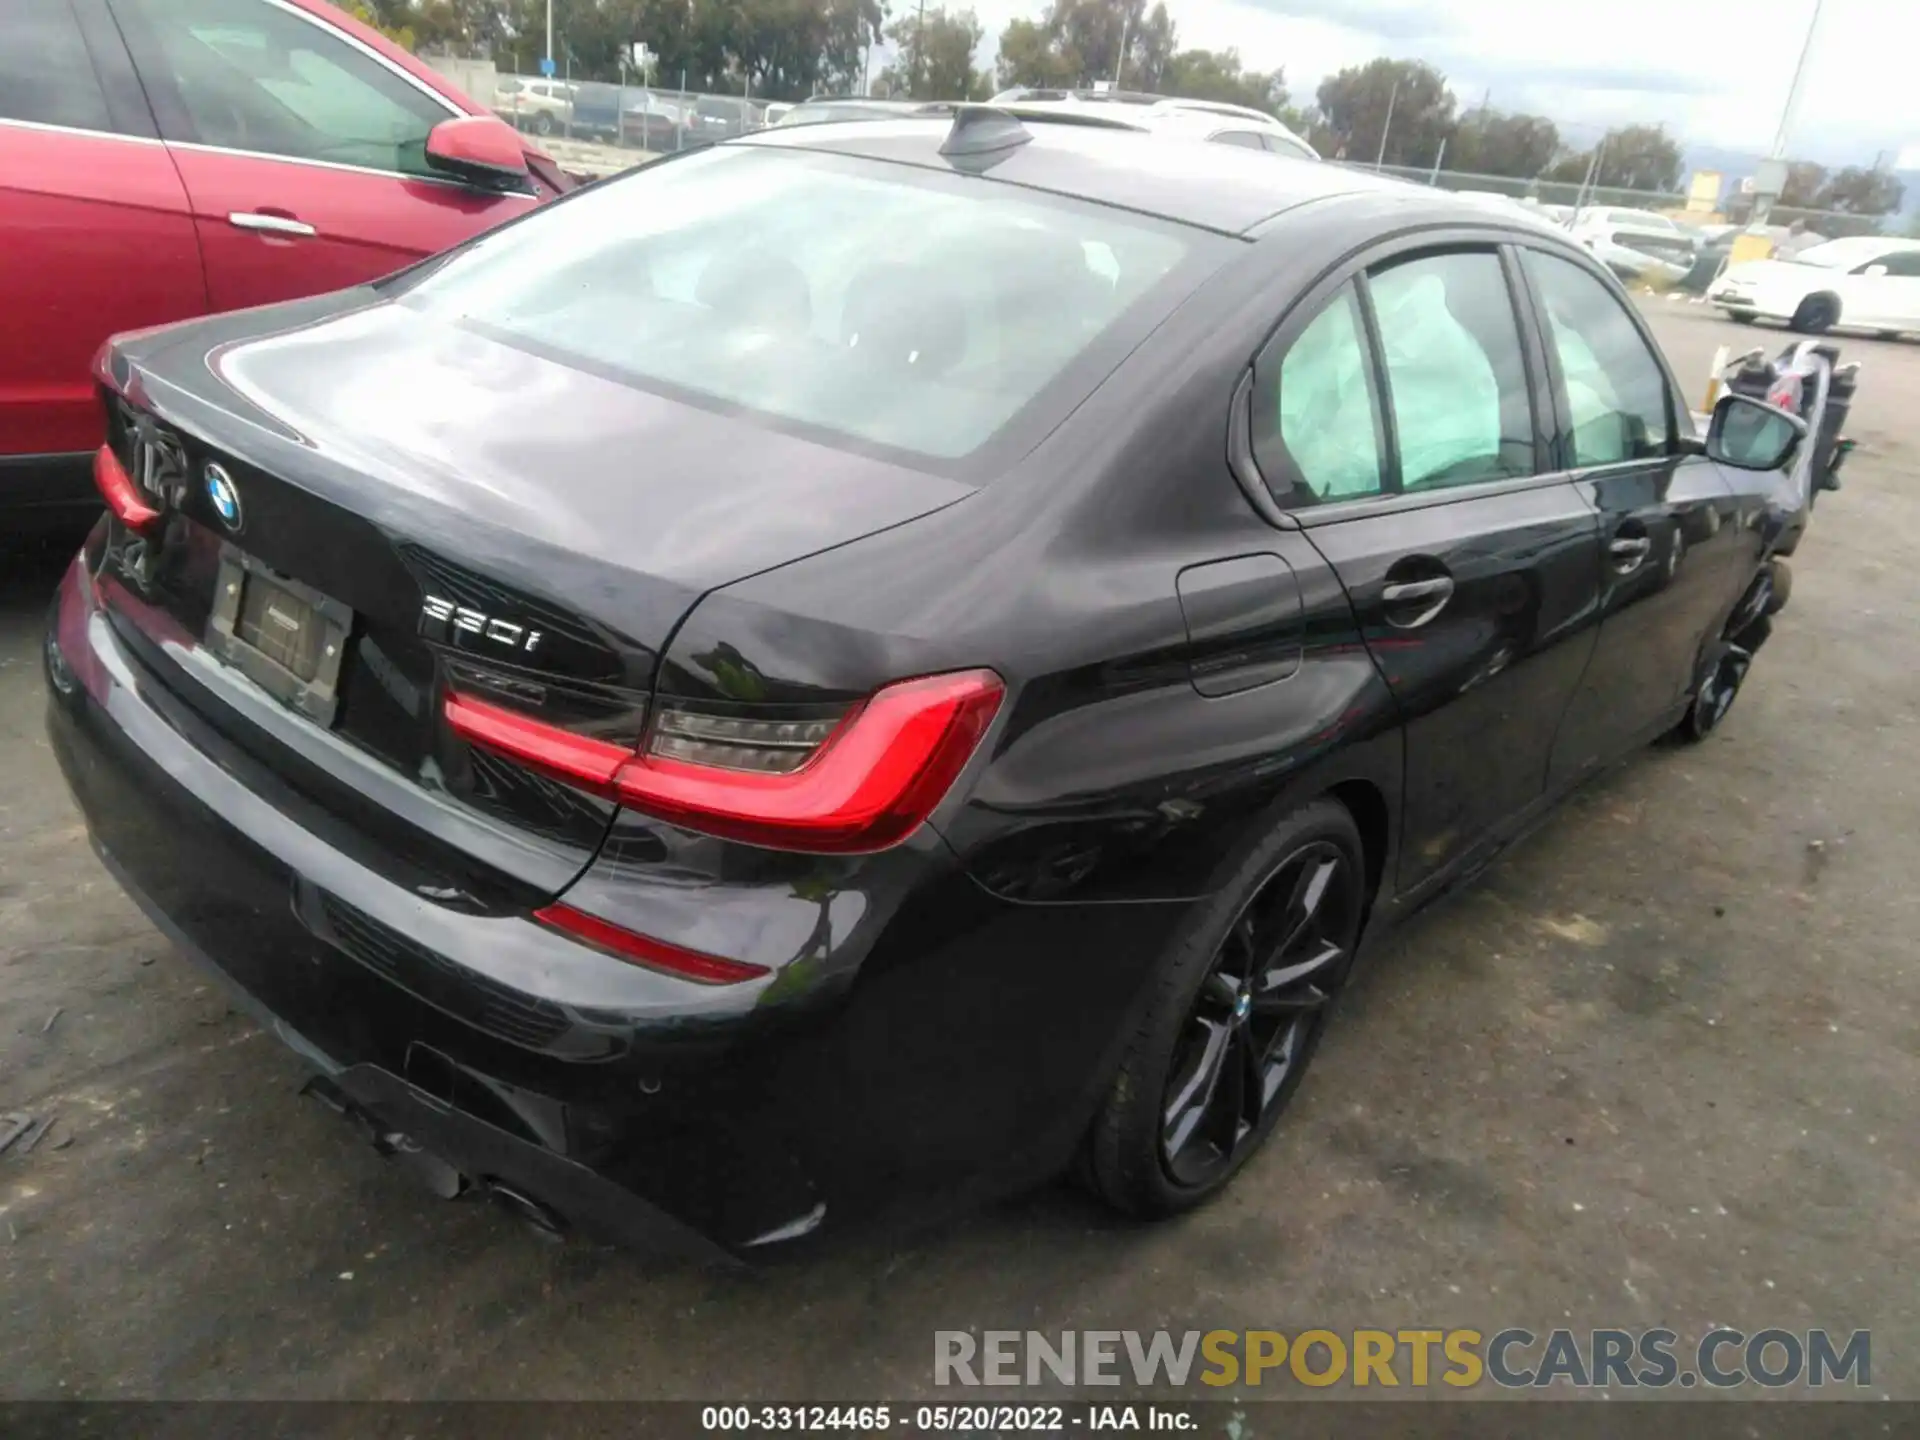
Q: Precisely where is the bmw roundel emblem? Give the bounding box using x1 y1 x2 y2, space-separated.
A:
204 463 242 531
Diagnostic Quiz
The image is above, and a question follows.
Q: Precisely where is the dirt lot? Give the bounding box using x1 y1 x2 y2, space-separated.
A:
1 302 1915 1401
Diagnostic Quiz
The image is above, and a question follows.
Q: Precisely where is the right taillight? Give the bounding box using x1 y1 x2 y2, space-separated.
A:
444 668 1004 854
93 444 160 531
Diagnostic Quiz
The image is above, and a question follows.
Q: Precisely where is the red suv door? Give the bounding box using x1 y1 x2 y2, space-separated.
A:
107 0 548 313
0 0 207 514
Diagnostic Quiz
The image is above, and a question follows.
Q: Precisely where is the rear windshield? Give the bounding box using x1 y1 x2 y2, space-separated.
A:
400 146 1201 463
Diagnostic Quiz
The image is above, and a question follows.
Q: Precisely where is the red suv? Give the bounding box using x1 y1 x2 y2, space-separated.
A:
2 0 573 526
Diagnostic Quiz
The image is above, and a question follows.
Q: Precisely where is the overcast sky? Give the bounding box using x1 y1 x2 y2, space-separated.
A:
955 0 1920 164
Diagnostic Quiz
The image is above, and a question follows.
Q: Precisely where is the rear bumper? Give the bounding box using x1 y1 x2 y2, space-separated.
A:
45 554 1175 1254
90 838 736 1265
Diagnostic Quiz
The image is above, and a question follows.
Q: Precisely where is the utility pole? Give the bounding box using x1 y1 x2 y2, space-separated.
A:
914 0 926 95
545 0 553 74
1113 6 1131 88
1747 0 1823 238
1374 78 1398 170
1769 0 1823 161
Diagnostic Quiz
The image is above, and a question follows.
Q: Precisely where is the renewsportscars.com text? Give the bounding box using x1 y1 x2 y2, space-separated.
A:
933 1328 1871 1390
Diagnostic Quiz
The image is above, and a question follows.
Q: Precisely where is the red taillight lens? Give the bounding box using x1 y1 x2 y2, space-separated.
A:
93 444 160 530
444 668 1004 854
532 903 770 984
441 691 631 793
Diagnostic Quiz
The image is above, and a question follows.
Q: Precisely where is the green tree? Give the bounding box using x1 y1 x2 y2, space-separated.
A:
994 16 1076 90
1315 58 1454 167
341 0 415 47
881 6 988 100
992 0 1175 93
1814 165 1905 216
1159 47 1287 115
1449 109 1558 179
1547 123 1684 193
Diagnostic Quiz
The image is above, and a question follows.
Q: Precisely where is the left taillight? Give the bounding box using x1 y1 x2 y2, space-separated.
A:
444 668 1004 854
93 444 160 531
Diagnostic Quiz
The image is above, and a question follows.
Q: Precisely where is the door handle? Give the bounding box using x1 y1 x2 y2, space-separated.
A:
1381 574 1454 628
1609 534 1652 572
229 211 316 237
1381 577 1454 605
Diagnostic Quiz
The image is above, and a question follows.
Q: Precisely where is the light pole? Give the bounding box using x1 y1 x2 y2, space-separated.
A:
546 0 554 72
1743 0 1824 247
914 0 925 95
1770 0 1824 162
1373 78 1398 170
1113 5 1131 88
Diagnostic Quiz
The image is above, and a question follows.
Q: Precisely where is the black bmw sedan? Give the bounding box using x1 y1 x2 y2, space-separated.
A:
46 108 1809 1258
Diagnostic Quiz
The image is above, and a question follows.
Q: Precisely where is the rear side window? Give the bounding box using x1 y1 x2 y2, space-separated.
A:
402 146 1200 464
1523 250 1672 466
1875 251 1920 278
117 0 451 177
1368 250 1536 490
1258 284 1385 501
1211 130 1266 150
0 0 114 134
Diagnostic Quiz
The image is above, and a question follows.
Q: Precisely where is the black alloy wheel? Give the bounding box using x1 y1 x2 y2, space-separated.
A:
1160 840 1357 1187
1678 633 1760 742
1085 799 1367 1217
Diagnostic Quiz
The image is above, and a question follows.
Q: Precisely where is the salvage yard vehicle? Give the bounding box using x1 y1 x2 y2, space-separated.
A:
1 0 572 528
47 107 1817 1258
1568 207 1700 287
1709 235 1920 336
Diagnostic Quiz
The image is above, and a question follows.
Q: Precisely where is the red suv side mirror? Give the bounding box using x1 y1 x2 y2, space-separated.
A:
426 116 533 191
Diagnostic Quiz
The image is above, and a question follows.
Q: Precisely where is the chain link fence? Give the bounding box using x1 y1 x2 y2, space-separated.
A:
1338 162 1906 239
491 69 771 159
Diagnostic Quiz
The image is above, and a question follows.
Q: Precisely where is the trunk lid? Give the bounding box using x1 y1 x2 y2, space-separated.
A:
93 292 973 909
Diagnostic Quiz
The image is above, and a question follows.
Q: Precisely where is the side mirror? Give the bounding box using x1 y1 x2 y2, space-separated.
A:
1863 263 1890 278
1706 392 1807 472
425 116 532 193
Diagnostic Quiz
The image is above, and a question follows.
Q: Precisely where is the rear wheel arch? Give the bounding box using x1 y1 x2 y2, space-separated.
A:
1324 777 1390 911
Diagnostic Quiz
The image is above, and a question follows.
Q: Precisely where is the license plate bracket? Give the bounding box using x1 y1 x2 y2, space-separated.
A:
206 546 352 726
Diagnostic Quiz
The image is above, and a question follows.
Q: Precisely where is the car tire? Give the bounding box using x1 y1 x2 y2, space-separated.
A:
533 112 556 136
1728 312 1757 325
1084 798 1368 1219
1877 330 1901 341
1789 293 1839 334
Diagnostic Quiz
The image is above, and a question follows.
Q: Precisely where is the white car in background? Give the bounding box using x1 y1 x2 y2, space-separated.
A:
998 96 1319 160
1708 236 1920 335
493 78 577 136
1567 206 1699 286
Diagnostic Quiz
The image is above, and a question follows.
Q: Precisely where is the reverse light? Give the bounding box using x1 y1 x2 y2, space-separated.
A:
532 903 770 985
93 444 160 530
444 668 1005 854
646 707 842 774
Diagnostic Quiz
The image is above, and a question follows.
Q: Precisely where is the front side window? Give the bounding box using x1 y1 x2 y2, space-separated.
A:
0 0 114 134
1522 249 1672 467
1368 250 1536 490
401 146 1202 463
119 0 450 176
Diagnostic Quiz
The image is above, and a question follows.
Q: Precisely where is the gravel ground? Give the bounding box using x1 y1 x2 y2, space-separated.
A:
0 302 1914 1401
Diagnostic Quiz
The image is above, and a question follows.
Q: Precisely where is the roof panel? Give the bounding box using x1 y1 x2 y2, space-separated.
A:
741 116 1421 234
